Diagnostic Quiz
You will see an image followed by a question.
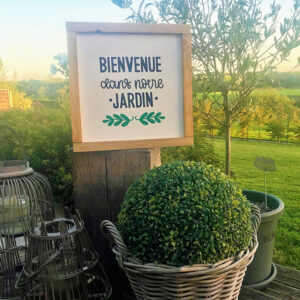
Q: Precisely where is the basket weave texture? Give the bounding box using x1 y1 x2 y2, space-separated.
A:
101 204 260 300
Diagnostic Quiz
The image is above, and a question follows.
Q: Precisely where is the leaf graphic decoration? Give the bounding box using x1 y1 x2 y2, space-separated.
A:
103 112 165 127
102 114 132 127
138 112 166 125
113 114 122 122
147 112 155 118
146 112 155 124
114 119 123 126
120 114 130 121
154 112 162 123
139 119 148 126
140 112 148 120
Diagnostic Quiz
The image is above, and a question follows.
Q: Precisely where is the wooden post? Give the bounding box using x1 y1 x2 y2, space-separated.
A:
72 148 161 299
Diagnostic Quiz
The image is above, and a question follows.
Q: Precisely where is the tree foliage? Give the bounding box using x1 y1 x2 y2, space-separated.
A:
50 53 69 78
162 129 221 168
113 0 300 175
0 58 7 81
0 103 72 205
0 81 32 110
265 120 286 142
17 79 67 104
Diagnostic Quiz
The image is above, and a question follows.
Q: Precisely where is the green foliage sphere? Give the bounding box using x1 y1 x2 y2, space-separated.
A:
117 161 253 267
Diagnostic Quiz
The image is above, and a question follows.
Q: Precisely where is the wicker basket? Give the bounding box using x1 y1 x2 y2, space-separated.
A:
101 204 260 300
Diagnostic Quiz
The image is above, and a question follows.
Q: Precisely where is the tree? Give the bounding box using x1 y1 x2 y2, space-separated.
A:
112 0 300 176
255 91 299 141
0 57 7 81
50 53 69 78
253 99 271 140
237 106 255 141
0 60 32 110
265 120 286 142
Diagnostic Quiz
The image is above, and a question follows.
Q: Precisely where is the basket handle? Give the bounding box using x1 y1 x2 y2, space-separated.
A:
0 124 27 161
251 203 261 234
100 220 129 257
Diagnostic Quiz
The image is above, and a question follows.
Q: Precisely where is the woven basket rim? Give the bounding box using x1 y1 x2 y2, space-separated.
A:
101 204 260 276
112 233 258 275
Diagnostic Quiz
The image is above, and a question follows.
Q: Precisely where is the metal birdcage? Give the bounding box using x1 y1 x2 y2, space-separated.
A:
17 210 112 300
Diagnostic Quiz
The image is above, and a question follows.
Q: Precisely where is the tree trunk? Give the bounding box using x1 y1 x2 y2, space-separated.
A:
225 120 231 176
247 125 249 141
286 119 289 142
223 92 231 177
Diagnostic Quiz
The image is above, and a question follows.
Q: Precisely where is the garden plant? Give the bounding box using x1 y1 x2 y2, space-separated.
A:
117 161 253 266
101 161 260 299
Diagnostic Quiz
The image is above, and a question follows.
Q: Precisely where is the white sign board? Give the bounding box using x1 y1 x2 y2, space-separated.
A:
67 23 193 152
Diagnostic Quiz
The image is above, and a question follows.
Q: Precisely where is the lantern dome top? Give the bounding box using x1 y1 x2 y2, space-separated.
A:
0 160 33 178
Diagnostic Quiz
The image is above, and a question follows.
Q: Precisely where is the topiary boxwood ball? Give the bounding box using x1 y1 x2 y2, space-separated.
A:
117 161 253 267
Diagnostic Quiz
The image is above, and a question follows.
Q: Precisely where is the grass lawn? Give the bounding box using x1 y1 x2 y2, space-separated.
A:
251 88 300 96
213 138 300 270
278 89 300 96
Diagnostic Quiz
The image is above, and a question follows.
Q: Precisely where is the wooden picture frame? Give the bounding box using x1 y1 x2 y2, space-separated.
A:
66 22 193 152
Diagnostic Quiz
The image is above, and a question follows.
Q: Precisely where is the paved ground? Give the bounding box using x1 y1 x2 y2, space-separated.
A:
240 264 300 300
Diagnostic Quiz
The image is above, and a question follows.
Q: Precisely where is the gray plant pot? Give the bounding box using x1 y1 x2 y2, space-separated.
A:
242 190 284 289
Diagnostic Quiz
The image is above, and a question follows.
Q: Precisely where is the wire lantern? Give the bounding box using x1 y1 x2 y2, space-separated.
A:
0 125 54 300
17 209 112 300
23 271 110 300
0 246 26 300
0 126 54 247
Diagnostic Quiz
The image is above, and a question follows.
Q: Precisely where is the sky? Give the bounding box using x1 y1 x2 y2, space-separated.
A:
0 0 299 80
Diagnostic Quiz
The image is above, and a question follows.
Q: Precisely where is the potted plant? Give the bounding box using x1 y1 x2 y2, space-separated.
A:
242 156 284 289
101 161 260 300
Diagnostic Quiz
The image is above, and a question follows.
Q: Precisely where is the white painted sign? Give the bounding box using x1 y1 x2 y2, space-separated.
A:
67 23 193 152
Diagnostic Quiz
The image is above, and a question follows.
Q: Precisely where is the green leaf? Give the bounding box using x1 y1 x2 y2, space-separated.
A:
122 120 130 127
114 120 122 126
120 114 130 121
139 119 148 126
140 112 148 120
113 114 122 121
147 112 155 119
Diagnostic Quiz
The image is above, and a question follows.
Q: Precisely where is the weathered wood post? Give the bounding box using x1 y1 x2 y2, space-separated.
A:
66 22 193 299
72 149 160 298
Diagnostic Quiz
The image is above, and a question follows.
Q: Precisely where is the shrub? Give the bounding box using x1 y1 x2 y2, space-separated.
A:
0 106 72 205
161 130 221 169
117 161 253 267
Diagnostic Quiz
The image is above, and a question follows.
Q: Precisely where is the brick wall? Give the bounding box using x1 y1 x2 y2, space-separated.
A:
0 89 11 111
